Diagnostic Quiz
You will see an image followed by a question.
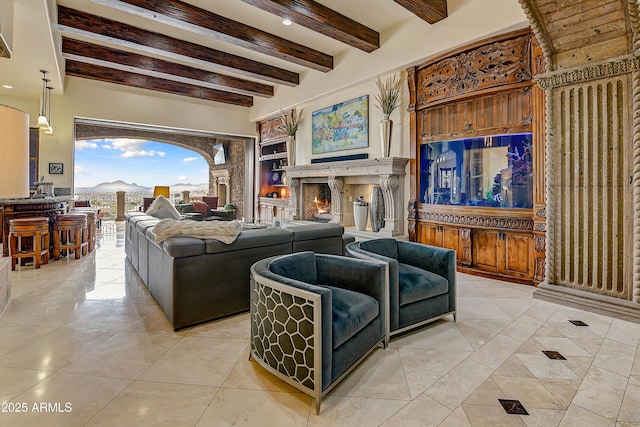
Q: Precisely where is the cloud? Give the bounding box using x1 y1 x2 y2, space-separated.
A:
176 175 188 181
98 138 166 159
75 165 87 174
120 150 165 158
75 141 98 150
183 157 198 163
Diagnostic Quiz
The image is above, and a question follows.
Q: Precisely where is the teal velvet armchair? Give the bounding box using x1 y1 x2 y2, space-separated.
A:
250 251 386 414
346 238 456 345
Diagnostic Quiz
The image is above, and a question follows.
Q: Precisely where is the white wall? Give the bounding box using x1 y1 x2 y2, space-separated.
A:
0 77 255 189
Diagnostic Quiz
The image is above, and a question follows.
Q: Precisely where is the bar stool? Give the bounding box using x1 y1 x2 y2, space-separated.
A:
8 217 50 271
53 213 88 260
71 208 96 252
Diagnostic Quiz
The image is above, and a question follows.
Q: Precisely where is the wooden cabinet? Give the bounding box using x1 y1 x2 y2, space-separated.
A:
407 29 546 286
418 222 463 263
418 219 535 283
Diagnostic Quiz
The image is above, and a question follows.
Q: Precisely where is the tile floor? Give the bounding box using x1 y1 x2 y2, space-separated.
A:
1 222 640 426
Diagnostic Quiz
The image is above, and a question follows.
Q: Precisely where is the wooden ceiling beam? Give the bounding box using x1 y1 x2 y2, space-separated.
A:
58 6 299 87
393 0 448 24
65 60 254 107
89 0 334 72
61 38 273 98
239 0 379 52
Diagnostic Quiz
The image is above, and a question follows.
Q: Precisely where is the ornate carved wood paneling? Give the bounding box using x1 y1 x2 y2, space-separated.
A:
419 88 532 143
416 33 532 109
407 29 545 285
550 74 631 299
258 115 288 143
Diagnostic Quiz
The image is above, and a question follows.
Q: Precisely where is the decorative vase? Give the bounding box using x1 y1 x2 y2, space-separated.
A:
369 185 385 232
380 114 392 157
286 136 296 166
353 198 369 231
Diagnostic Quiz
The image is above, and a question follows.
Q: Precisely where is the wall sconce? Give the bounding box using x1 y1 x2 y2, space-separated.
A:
37 70 49 129
0 105 29 198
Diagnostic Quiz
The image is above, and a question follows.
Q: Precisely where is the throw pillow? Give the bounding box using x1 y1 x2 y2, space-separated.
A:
146 195 182 219
192 201 209 216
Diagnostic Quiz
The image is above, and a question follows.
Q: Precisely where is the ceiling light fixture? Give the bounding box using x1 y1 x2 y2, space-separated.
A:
44 85 54 135
37 70 50 129
282 19 292 25
2 85 12 89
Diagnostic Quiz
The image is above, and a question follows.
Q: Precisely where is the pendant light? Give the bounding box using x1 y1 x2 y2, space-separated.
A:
37 70 49 129
44 85 53 135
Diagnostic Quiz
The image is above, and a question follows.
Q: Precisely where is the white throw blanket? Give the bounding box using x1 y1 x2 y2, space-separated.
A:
152 219 242 244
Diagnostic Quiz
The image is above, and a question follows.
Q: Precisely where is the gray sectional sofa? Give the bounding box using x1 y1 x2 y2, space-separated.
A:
124 212 354 330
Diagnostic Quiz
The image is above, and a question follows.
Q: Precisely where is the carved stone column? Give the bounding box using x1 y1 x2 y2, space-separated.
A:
287 178 300 220
379 174 400 235
328 176 344 224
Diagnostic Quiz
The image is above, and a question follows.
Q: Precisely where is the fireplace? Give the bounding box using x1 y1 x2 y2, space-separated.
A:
283 157 409 236
302 183 331 222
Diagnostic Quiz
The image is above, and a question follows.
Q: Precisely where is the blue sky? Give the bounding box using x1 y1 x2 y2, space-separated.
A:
74 138 209 187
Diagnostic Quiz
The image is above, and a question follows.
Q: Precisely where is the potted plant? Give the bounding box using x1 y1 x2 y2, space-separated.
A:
280 108 303 166
374 73 403 157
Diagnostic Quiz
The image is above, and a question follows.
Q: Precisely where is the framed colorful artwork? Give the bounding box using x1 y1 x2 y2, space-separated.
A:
312 95 368 154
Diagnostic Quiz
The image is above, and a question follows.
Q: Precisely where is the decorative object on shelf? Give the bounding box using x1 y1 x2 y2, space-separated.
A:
281 108 303 166
369 185 385 232
374 73 403 157
353 196 369 231
271 171 280 183
312 95 369 154
48 162 63 174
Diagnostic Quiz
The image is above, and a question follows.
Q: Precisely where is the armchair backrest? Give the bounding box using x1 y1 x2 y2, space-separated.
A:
359 238 399 259
268 251 318 284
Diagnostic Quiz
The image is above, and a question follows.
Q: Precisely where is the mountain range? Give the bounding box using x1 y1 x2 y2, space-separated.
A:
76 180 208 193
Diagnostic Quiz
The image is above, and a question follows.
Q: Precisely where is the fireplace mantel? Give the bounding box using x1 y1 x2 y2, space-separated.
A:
283 157 409 236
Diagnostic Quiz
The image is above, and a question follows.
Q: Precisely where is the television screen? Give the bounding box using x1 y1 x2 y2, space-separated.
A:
212 143 226 165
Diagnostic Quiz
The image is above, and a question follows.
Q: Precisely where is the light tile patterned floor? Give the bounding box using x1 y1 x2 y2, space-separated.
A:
1 222 640 426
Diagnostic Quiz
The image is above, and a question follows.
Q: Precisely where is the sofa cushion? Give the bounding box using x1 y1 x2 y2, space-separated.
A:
161 236 206 258
323 285 379 349
268 251 318 284
398 262 449 306
135 219 160 233
146 196 182 219
286 223 344 241
205 228 292 254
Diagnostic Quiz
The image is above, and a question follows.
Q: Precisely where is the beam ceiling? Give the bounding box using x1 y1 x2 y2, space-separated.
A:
61 38 274 98
239 0 380 52
88 0 334 72
393 0 448 24
58 6 299 87
65 60 254 107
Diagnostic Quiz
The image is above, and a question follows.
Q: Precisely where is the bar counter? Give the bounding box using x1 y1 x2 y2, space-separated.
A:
0 197 71 256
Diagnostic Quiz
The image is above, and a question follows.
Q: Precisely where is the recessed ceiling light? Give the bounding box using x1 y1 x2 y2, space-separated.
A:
282 19 292 26
2 85 13 89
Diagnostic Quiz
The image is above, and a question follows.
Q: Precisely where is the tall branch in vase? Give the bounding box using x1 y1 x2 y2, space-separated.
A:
280 108 303 166
375 73 403 157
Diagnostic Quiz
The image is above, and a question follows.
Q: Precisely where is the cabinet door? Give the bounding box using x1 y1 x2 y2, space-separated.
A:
441 226 460 260
472 229 501 273
417 222 440 246
503 232 533 279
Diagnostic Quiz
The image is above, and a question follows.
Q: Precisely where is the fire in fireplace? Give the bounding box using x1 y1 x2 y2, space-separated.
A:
303 183 331 222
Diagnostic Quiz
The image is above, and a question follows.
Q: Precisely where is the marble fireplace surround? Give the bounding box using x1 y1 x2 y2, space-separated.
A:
283 157 409 236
